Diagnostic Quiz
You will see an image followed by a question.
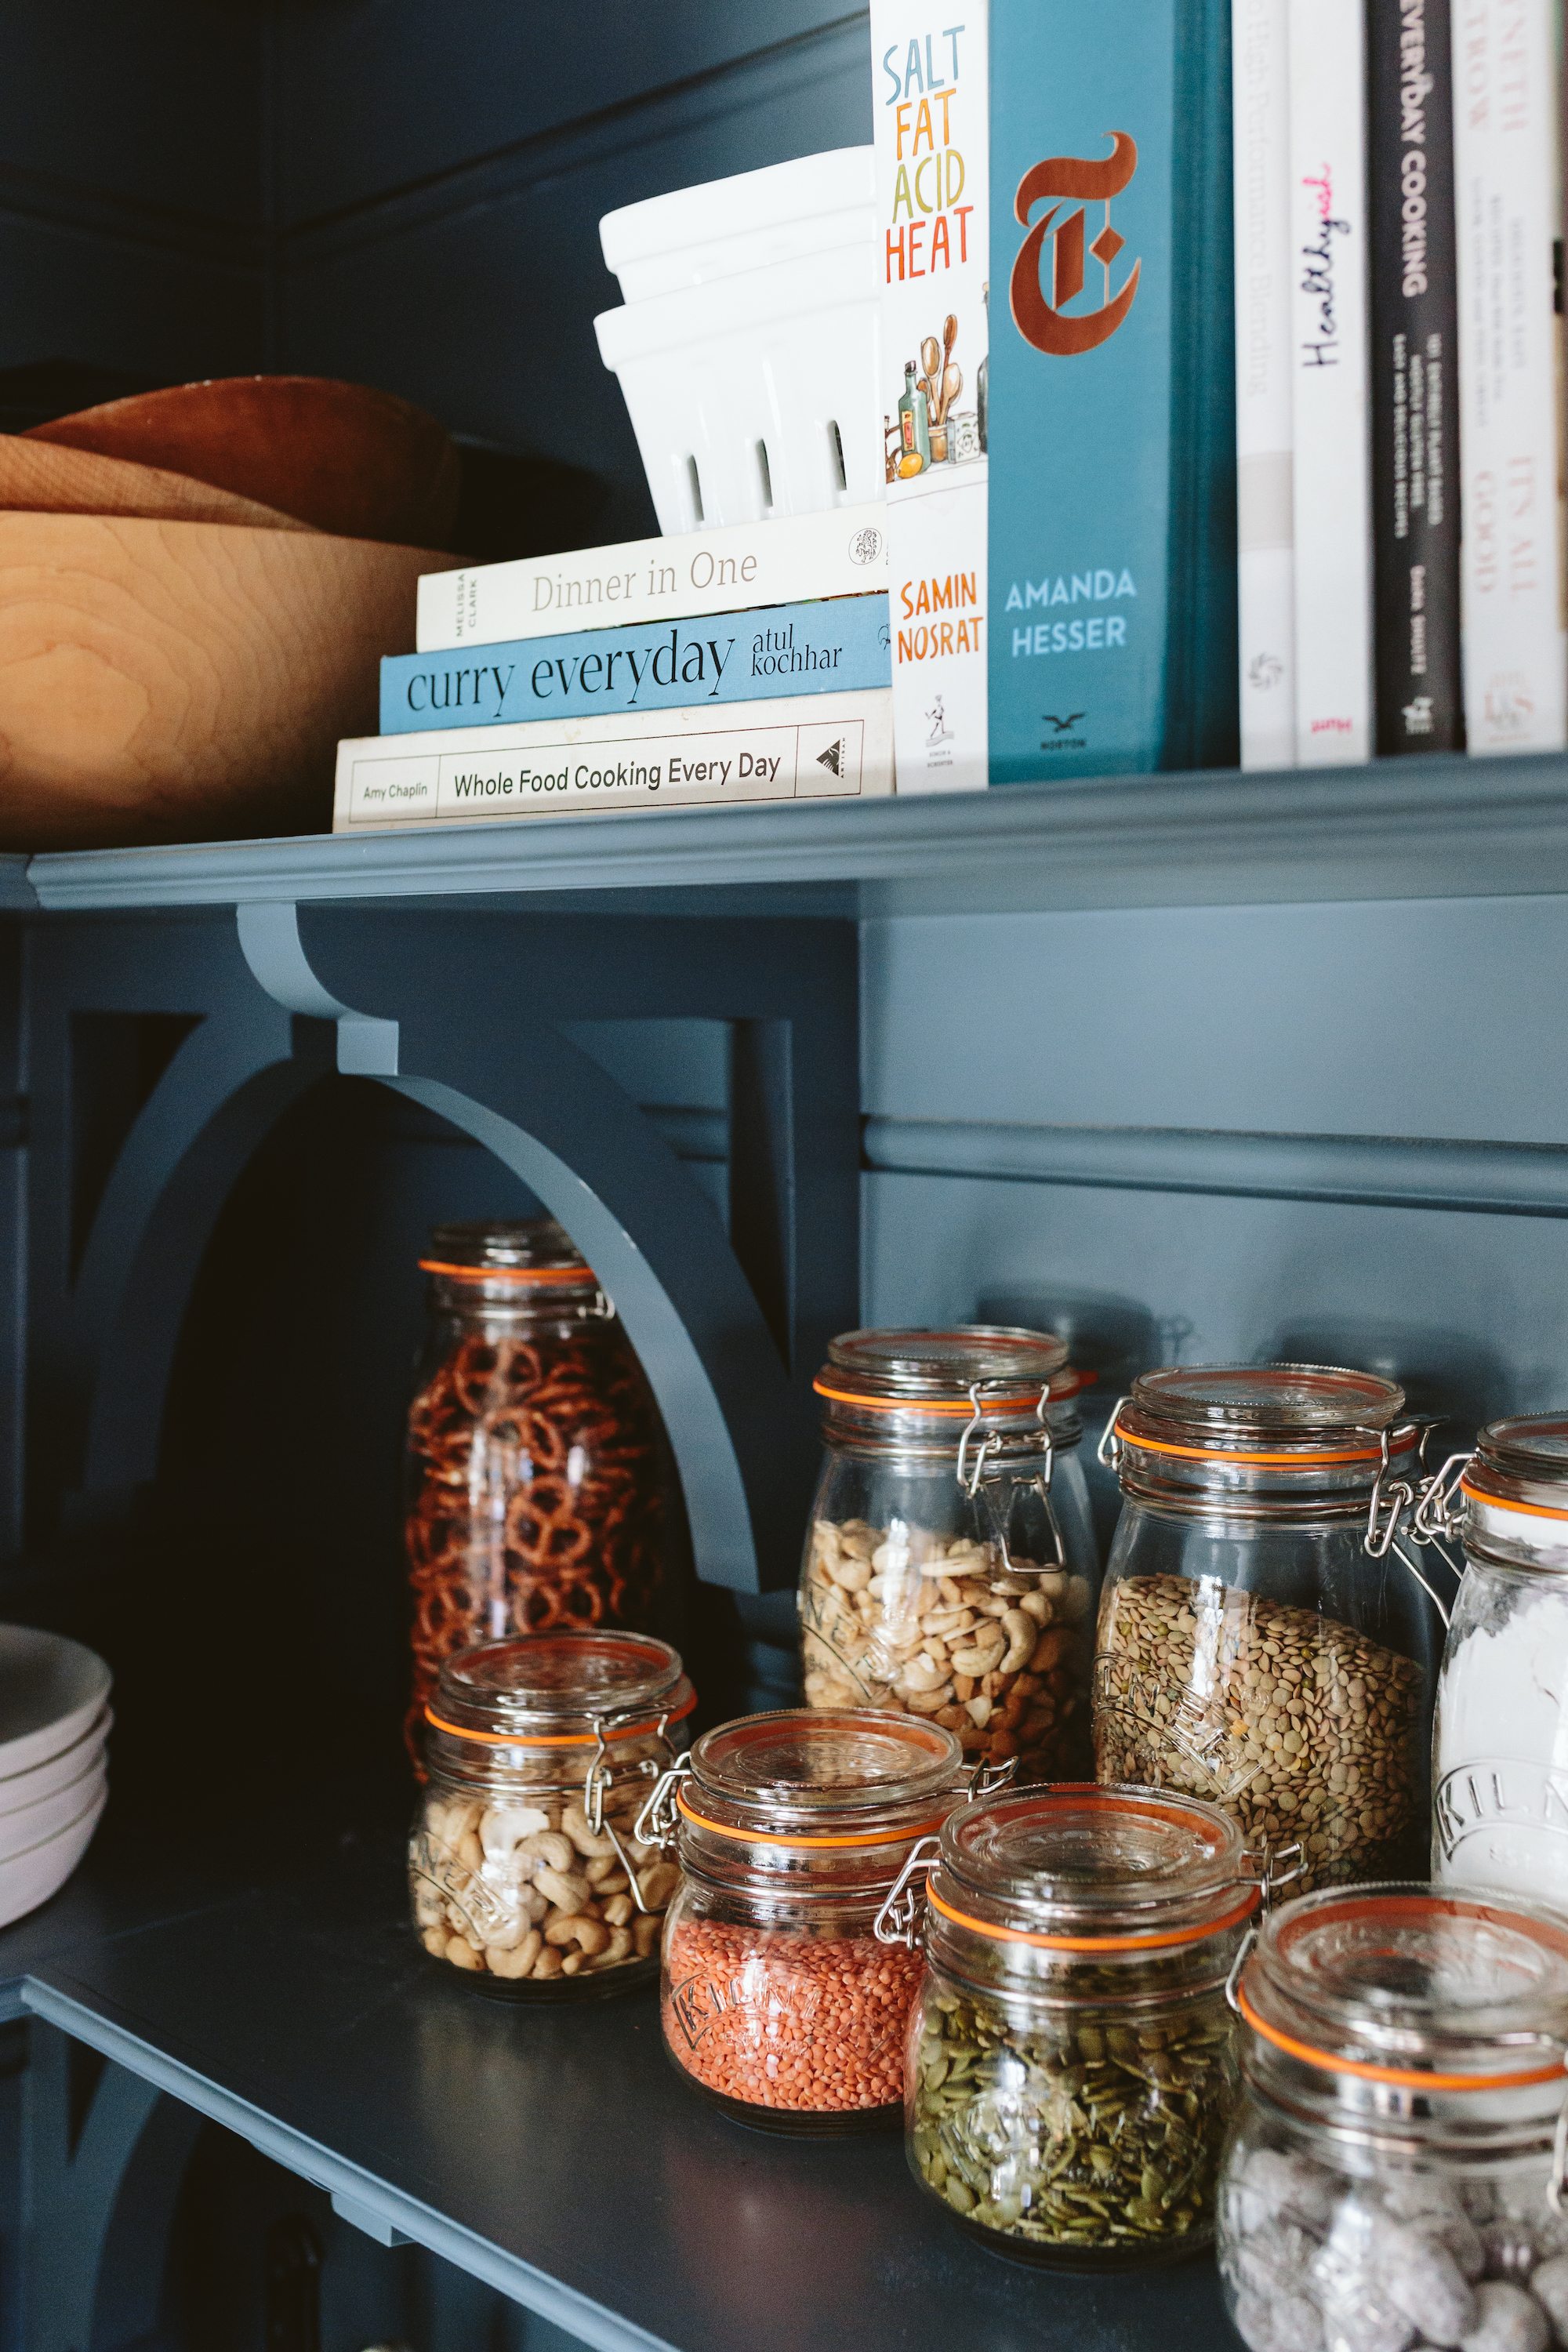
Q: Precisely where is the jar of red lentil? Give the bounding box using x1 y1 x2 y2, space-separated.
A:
404 1218 670 1761
648 1708 970 2133
411 1630 693 1999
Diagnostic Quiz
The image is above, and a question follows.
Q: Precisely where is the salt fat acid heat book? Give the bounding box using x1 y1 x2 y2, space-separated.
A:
872 0 989 793
988 0 1238 781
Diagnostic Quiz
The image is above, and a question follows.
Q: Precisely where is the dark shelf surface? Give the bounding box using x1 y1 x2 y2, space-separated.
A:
9 750 1568 920
19 1833 1240 2352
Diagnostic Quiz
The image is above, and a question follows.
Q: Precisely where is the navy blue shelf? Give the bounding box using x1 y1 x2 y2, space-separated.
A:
14 1834 1240 2352
9 751 1568 919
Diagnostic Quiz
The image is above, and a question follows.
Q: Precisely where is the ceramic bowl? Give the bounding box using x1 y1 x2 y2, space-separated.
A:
0 1628 111 1778
0 1749 107 1863
0 1786 107 1929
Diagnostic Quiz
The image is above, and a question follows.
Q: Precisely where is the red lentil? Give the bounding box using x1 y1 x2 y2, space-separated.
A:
662 1914 924 2113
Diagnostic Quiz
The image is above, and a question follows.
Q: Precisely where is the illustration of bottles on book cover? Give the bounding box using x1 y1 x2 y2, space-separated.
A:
871 2 990 793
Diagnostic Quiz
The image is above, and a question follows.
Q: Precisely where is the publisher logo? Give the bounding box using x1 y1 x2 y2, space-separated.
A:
1248 652 1285 693
848 524 885 566
1011 133 1140 357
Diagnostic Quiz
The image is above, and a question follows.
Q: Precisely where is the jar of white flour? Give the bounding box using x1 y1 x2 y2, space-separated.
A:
1428 1415 1568 1900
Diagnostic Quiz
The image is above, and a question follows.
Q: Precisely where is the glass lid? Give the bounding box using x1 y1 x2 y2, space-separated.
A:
817 1324 1070 1413
1244 1883 1568 2078
934 1784 1253 1941
1126 1363 1407 1434
422 1215 596 1279
1470 1413 1568 1496
687 1707 963 1830
431 1632 689 1737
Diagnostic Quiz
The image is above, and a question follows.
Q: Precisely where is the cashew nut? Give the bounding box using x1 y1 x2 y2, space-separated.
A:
533 1864 593 1914
905 1684 955 1715
479 1806 551 1867
637 1862 680 1910
633 1912 662 1958
999 1610 1036 1673
544 1913 611 1955
601 1894 634 1927
590 1927 633 1969
532 1947 564 1980
456 1829 484 1874
445 1934 483 1970
486 1929 543 1979
517 1830 576 1873
421 1925 448 1958
561 1800 620 1860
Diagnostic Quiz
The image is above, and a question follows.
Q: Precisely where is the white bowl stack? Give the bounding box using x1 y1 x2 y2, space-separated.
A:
594 147 884 535
0 1627 111 1928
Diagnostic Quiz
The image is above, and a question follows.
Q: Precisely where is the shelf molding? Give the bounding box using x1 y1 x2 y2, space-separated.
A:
862 1119 1568 1218
17 753 1568 918
21 1981 673 2352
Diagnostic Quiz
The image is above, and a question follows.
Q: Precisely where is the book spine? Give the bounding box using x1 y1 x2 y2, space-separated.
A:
1451 0 1565 755
1369 0 1463 752
416 501 890 653
991 0 1236 779
1233 0 1298 769
381 593 891 735
1288 0 1374 765
334 688 895 829
872 1 990 793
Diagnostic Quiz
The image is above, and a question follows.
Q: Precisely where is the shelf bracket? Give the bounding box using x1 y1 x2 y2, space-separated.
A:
237 901 399 1076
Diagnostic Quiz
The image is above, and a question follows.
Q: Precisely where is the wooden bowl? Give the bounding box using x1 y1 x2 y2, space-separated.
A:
0 434 315 531
27 376 462 547
0 511 441 848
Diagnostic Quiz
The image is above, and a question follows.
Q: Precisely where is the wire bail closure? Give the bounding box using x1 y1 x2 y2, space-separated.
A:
1362 1424 1461 1630
1096 1396 1130 1473
633 1754 692 1850
873 1835 942 1949
583 1704 676 1915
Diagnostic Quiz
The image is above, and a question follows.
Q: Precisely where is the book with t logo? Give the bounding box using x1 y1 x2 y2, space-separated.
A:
987 0 1238 782
871 0 990 793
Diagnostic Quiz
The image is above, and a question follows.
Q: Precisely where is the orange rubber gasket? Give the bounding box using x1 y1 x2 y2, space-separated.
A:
425 1688 695 1748
813 1378 1047 1415
676 1785 949 1849
1236 1980 1566 2091
1461 1479 1568 1524
1117 1428 1392 1468
419 1260 597 1284
926 1881 1261 1953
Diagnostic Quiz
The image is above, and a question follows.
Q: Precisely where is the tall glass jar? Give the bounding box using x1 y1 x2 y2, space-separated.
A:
1427 1413 1568 1906
799 1326 1100 1780
410 1629 693 1998
649 1707 971 2133
1218 1882 1568 2352
404 1218 668 1758
887 1782 1254 2267
1094 1364 1443 1891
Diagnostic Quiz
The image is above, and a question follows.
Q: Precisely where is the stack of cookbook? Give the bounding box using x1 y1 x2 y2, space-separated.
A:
332 508 892 832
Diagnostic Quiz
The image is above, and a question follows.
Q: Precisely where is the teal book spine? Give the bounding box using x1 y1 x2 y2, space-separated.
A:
381 594 890 736
987 0 1238 781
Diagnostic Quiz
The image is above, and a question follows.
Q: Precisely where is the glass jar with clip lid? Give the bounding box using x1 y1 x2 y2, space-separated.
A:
1093 1364 1450 1892
410 1629 693 1998
1420 1414 1568 1906
877 1780 1261 2267
640 1706 984 2132
799 1325 1101 1781
1218 1882 1568 2352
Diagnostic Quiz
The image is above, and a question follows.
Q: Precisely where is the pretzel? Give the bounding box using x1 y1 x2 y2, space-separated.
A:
404 1316 665 1762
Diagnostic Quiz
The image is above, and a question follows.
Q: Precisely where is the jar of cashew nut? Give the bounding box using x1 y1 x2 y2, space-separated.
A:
410 1630 693 1998
800 1327 1099 1780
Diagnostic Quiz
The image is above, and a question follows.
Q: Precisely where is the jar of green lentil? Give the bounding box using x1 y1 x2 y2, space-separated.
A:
877 1782 1257 2268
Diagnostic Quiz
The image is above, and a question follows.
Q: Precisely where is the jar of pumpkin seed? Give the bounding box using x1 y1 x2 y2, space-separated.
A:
877 1783 1256 2268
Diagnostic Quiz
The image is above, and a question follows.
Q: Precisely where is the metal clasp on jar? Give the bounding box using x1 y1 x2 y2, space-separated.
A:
873 1835 942 1950
1414 1449 1472 1546
583 1706 679 1915
1096 1397 1130 1473
958 1380 1065 1572
1362 1424 1463 1630
633 1753 693 1853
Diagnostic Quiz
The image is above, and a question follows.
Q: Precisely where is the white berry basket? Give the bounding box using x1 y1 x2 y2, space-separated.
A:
595 149 884 535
